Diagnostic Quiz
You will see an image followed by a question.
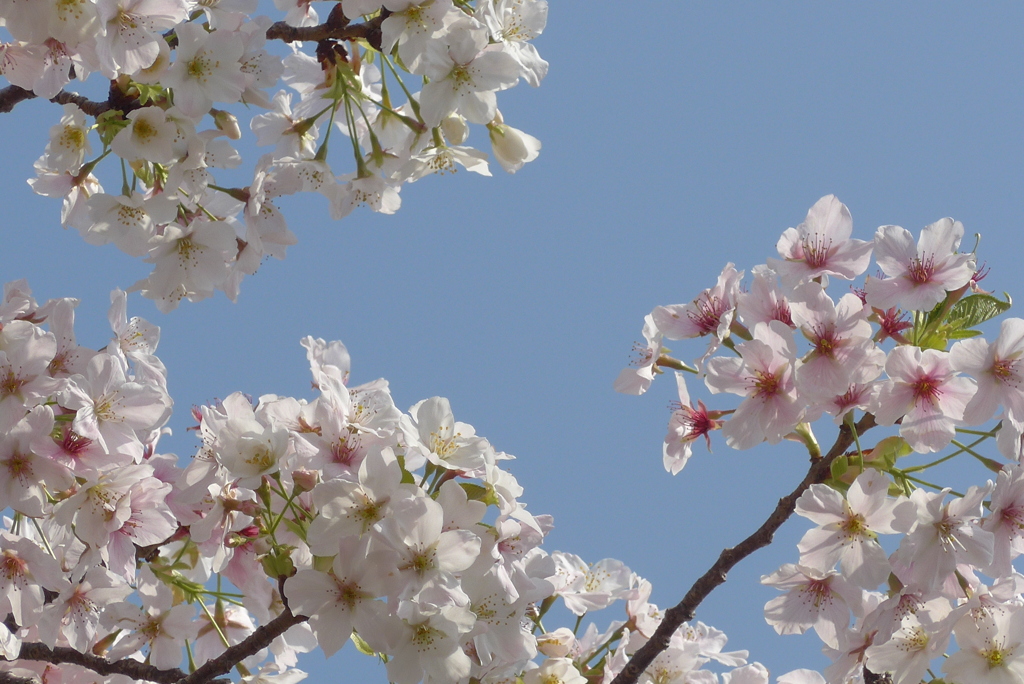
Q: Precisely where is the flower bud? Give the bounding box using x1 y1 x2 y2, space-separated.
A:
212 110 242 140
487 122 541 174
536 627 575 657
441 114 469 145
291 468 318 493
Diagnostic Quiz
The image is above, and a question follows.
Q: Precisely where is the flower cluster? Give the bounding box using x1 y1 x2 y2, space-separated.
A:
620 195 1024 683
1 0 546 311
0 279 765 684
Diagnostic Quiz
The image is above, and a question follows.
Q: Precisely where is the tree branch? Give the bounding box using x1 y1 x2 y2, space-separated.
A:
265 13 386 46
610 413 877 684
13 641 205 684
0 85 115 116
0 671 36 684
177 606 308 684
9 601 305 684
1 12 388 115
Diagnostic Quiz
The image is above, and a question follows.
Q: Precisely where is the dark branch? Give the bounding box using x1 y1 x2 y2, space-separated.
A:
14 642 196 684
610 413 877 684
177 606 308 684
1 12 388 116
11 601 305 684
0 85 113 116
0 671 36 684
265 14 386 46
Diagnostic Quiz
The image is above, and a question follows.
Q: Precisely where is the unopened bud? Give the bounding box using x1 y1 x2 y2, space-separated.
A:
487 121 541 174
536 628 575 658
440 114 469 145
292 469 318 493
212 109 241 140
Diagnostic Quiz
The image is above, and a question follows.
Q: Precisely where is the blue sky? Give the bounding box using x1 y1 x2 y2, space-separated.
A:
2 2 1024 680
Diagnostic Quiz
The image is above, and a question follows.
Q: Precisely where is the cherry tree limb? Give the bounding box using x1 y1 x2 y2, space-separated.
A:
12 641 213 684
177 606 308 684
0 85 112 116
609 412 878 684
0 11 388 116
7 599 306 684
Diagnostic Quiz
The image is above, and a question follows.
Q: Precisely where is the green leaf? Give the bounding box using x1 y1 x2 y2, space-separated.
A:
831 456 848 479
459 483 488 501
869 436 913 468
915 331 948 350
350 632 375 656
946 293 1012 331
280 516 307 542
133 82 165 106
95 110 127 147
947 329 983 339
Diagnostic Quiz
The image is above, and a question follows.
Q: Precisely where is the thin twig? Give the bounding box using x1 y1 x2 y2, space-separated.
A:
610 413 877 684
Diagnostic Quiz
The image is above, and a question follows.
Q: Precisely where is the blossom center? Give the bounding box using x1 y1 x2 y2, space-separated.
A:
802 234 833 268
751 369 782 399
687 294 725 335
907 255 936 284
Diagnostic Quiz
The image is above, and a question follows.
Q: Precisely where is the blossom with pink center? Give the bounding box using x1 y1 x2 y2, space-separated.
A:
761 563 862 649
705 321 803 450
819 381 881 425
981 464 1024 576
891 485 994 592
662 372 724 475
613 314 663 396
873 346 976 453
38 566 132 652
790 283 884 401
735 265 793 329
652 263 742 345
950 317 1024 425
864 218 977 312
766 195 873 287
288 536 396 656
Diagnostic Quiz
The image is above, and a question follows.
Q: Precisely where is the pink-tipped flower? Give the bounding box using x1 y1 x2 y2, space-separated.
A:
652 263 743 367
767 195 873 287
705 321 803 450
663 372 725 475
873 346 977 453
864 218 976 312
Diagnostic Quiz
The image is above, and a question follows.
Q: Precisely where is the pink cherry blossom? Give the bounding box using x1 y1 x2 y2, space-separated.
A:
864 218 976 312
873 346 976 453
705 321 803 450
951 317 1024 424
766 195 873 286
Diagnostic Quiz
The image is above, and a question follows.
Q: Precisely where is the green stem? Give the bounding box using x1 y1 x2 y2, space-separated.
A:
955 426 999 437
199 600 232 649
898 472 963 496
382 54 422 119
31 518 56 559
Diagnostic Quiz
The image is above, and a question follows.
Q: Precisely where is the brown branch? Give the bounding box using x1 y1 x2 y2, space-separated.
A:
610 413 878 684
2 9 389 115
177 606 308 684
0 85 113 116
14 642 198 684
11 593 305 684
0 671 36 684
265 13 386 46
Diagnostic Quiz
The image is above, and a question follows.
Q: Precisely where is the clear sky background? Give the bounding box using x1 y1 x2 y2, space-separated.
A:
2 2 1024 681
